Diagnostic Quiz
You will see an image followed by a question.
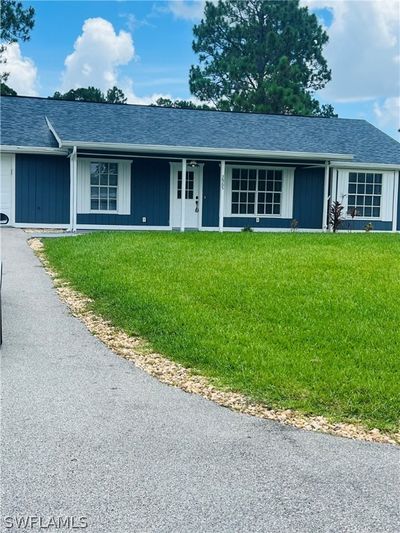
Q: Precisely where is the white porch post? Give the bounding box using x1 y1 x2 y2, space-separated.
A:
392 170 399 233
322 161 330 231
180 158 187 232
69 146 77 232
219 160 225 232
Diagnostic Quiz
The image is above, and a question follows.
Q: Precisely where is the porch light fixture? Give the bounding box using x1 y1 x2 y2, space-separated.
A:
188 160 199 168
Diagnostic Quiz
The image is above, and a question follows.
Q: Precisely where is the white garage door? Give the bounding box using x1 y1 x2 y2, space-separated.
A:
0 153 15 225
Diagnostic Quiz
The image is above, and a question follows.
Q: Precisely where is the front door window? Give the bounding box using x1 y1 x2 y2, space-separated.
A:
177 171 194 199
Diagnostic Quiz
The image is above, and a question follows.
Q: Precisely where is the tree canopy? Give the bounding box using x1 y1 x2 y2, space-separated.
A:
0 0 35 93
189 0 336 116
50 86 127 104
152 97 212 110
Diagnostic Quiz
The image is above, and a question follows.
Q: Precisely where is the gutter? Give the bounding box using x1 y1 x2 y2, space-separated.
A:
330 161 400 171
0 145 68 155
57 140 354 162
43 119 354 161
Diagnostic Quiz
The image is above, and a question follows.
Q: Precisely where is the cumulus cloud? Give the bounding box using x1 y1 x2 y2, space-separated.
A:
167 1 206 20
303 0 400 102
0 43 38 95
374 97 400 133
61 17 134 92
119 77 172 105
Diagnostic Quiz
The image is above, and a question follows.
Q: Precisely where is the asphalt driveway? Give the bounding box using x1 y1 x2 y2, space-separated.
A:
1 228 399 532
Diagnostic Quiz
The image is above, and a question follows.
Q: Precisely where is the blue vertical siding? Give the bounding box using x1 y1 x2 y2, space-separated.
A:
202 162 220 227
293 167 324 229
15 154 70 224
222 166 325 229
397 174 400 231
77 158 170 226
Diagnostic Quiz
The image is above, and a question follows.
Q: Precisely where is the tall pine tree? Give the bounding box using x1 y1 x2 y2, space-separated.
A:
189 0 336 116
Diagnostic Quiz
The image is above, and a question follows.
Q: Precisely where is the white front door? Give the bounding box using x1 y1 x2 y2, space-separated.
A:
0 153 15 225
170 164 202 228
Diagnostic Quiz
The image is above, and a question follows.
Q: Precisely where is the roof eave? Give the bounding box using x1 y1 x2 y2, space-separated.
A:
331 161 400 171
58 140 354 162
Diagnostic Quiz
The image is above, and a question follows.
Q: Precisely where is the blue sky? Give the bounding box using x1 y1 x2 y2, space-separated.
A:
3 1 399 139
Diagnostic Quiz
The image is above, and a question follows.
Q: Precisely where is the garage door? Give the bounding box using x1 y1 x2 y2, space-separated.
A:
0 153 15 225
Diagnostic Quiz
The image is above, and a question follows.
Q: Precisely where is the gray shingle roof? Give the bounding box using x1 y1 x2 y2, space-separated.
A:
1 96 399 164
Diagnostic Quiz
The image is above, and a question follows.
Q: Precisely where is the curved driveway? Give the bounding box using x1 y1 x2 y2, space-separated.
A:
1 228 399 532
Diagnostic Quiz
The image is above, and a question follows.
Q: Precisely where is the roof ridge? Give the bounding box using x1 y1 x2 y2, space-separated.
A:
1 94 367 122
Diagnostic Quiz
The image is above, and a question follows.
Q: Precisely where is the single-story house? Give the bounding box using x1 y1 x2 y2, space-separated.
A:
1 95 399 232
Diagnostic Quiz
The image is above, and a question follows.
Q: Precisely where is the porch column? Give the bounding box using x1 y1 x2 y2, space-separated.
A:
322 161 330 231
180 158 187 232
69 146 77 232
392 170 399 233
219 160 225 232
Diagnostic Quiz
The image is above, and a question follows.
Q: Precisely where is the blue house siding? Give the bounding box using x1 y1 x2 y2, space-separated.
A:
77 158 170 226
15 154 70 224
202 162 220 227
293 168 324 229
341 220 392 231
223 217 292 228
223 166 324 230
397 176 400 231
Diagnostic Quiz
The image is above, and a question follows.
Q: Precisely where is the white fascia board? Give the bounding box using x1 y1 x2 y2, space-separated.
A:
45 117 63 148
331 161 400 170
58 140 354 162
0 145 68 155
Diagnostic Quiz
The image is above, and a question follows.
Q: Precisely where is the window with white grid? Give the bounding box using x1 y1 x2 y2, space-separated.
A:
347 172 382 218
231 167 282 215
90 162 118 211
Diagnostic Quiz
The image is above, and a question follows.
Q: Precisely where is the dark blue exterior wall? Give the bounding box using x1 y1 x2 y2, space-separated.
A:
224 217 292 228
15 154 70 224
398 173 400 231
341 220 392 231
222 166 324 229
202 162 220 227
77 158 170 226
293 167 324 229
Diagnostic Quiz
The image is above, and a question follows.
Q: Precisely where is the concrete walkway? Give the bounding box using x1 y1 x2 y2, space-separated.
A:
1 228 399 533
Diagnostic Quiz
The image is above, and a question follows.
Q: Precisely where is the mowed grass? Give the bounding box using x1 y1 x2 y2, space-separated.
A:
43 232 400 432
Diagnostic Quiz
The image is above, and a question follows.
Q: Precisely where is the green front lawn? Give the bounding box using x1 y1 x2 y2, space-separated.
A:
43 232 400 433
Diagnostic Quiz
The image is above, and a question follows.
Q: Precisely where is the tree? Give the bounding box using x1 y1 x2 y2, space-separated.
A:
0 81 17 95
50 86 127 104
189 0 336 116
106 86 127 104
0 0 35 86
152 97 212 110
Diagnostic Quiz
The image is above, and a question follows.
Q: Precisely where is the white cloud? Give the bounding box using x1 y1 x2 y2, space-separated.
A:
303 0 400 102
374 97 400 134
0 43 38 95
167 1 206 21
119 77 172 105
61 18 134 92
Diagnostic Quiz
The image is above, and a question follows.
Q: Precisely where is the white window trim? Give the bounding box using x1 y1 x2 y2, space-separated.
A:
335 169 395 222
77 158 132 215
224 164 294 219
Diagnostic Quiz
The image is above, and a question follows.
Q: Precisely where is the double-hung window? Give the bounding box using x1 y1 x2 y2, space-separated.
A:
347 172 382 218
90 162 118 211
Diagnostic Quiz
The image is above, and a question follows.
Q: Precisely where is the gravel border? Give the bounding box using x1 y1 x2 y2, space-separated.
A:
29 237 399 446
